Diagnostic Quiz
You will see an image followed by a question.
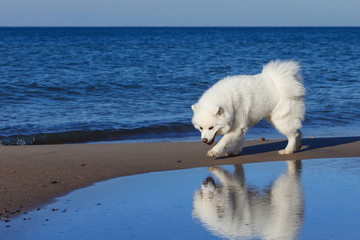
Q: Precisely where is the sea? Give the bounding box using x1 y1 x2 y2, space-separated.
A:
0 27 359 145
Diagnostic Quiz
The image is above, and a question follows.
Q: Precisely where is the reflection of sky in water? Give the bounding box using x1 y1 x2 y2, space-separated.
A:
2 158 360 240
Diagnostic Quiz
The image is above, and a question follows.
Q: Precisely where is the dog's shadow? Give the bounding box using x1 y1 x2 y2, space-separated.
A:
227 136 360 157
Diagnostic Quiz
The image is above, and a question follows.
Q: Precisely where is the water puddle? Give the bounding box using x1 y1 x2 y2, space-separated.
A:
2 158 360 240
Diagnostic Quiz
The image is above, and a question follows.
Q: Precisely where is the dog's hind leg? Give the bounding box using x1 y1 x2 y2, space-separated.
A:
278 130 302 155
267 116 302 155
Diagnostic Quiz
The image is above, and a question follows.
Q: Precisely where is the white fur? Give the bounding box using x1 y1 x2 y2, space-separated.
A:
191 60 305 157
193 161 303 240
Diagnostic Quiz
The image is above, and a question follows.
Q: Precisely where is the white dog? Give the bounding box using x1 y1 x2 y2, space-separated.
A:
191 60 305 157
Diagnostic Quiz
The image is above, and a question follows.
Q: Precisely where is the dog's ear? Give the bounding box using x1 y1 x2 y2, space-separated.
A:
216 106 224 116
191 104 197 112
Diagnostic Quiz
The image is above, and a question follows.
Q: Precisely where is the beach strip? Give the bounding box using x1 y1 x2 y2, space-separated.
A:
1 136 359 216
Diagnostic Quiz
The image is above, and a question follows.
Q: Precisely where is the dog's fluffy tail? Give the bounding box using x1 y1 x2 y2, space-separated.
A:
262 60 305 99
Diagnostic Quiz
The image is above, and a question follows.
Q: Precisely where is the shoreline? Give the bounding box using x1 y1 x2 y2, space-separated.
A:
1 136 360 218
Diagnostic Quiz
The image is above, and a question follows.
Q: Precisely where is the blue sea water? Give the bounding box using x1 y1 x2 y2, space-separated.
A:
0 27 359 145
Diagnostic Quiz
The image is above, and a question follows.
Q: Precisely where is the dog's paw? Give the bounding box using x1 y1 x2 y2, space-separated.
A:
207 149 219 158
278 149 293 155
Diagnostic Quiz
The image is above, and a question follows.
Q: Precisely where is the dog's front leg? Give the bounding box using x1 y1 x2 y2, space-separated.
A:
226 133 245 157
208 166 233 184
207 134 231 157
207 129 246 158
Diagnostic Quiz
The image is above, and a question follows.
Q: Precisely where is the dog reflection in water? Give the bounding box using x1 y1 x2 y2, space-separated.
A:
193 161 303 240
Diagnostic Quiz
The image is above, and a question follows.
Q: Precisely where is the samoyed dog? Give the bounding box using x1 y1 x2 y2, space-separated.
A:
191 60 305 157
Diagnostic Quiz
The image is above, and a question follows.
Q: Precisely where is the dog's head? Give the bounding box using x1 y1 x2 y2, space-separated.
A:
191 104 232 145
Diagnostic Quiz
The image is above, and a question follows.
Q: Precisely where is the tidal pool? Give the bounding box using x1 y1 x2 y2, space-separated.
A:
2 157 360 240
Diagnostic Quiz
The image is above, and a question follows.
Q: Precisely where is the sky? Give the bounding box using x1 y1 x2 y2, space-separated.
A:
0 0 359 27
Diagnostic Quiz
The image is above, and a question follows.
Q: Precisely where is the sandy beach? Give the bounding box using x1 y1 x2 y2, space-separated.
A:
1 136 360 217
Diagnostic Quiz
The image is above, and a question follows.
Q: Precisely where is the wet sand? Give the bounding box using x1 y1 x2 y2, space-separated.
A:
1 136 359 216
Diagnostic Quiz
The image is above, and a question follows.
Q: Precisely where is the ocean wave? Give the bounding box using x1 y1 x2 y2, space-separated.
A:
0 123 196 145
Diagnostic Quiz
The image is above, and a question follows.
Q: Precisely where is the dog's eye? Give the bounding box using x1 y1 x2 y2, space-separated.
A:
199 127 203 130
209 126 214 130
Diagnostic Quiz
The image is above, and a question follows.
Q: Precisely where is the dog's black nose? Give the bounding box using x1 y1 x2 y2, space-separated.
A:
202 138 208 143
